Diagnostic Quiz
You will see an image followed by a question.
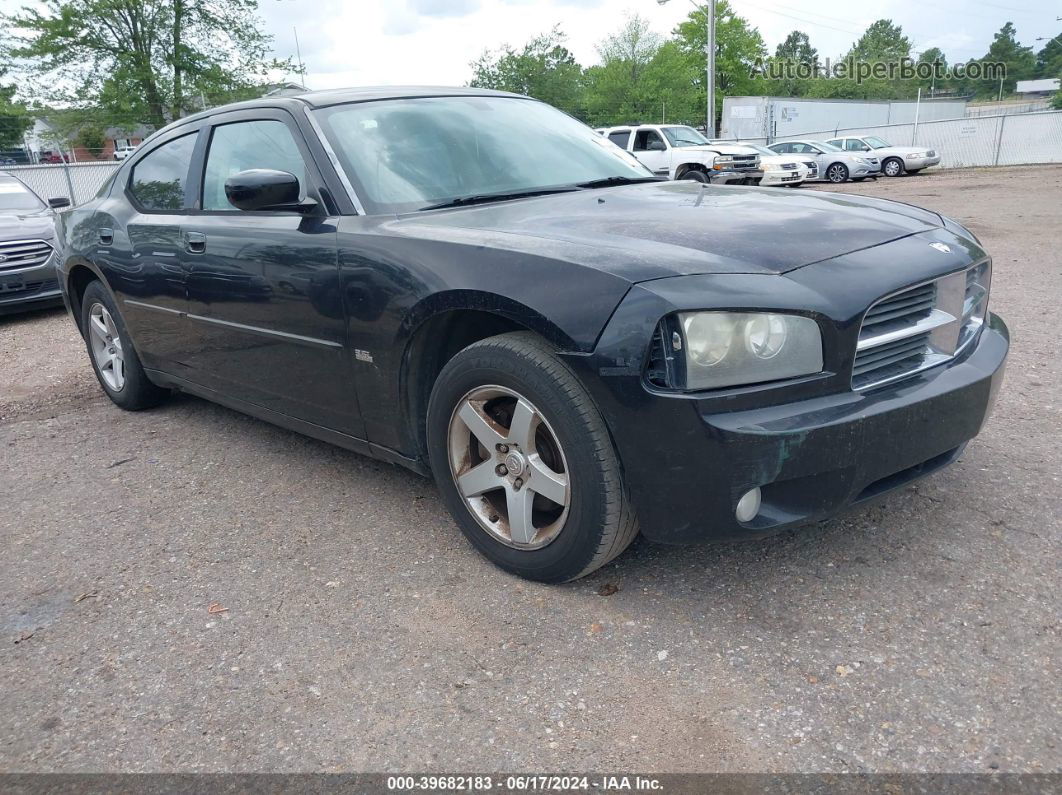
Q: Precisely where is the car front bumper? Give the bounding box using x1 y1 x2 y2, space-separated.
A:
569 312 1008 545
906 155 941 170
712 169 763 185
760 169 807 186
0 256 63 314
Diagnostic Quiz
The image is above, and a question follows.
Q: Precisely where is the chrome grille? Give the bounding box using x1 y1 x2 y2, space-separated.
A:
732 154 759 171
0 239 54 272
853 261 992 391
781 162 797 170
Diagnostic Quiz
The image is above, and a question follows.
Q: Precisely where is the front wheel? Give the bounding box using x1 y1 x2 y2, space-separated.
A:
882 158 904 177
679 169 710 184
427 332 638 582
826 163 849 183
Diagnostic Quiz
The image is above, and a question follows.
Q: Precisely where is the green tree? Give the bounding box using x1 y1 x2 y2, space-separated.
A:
2 0 293 131
768 30 819 97
469 27 585 116
582 14 669 125
973 22 1036 98
916 47 948 95
848 19 911 61
673 0 768 129
0 71 33 150
1036 34 1062 78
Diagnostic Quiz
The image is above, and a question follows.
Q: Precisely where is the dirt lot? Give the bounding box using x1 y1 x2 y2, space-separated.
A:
1 165 1059 774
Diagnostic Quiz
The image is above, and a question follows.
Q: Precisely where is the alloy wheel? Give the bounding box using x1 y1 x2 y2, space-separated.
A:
827 164 847 183
447 385 570 549
88 302 125 391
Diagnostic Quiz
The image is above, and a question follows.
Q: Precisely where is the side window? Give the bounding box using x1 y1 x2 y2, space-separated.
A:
129 133 197 211
633 130 664 152
825 139 841 148
845 139 865 151
775 143 793 153
202 119 308 211
607 130 631 149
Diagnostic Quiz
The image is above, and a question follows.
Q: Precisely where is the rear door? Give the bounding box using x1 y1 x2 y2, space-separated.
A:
110 129 200 372
180 109 362 436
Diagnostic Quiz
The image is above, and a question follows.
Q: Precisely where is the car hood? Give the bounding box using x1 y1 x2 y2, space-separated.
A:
395 181 944 282
0 210 55 243
760 154 806 168
677 144 755 156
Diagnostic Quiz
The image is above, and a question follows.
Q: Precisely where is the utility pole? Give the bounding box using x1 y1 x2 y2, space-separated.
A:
657 0 715 137
294 26 306 82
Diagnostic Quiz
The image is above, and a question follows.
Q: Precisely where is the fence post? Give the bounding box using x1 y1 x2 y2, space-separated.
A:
61 160 76 203
993 114 1006 167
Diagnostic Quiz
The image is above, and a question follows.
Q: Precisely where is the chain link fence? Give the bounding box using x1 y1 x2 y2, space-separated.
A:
721 110 1062 170
2 161 122 207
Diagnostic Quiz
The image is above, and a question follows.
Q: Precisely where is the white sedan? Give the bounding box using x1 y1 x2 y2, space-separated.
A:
738 143 810 187
826 135 941 177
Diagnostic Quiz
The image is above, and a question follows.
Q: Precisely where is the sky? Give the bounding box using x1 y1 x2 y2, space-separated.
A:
254 0 1060 90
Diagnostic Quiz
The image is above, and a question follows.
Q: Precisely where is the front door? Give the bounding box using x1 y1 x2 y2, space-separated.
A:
181 112 363 437
631 129 670 176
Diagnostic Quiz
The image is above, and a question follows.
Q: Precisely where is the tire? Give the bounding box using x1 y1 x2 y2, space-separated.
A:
826 162 849 183
80 280 169 410
427 332 639 583
882 157 904 177
679 168 710 184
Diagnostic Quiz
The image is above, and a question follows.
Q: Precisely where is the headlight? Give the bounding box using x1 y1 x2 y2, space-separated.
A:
677 312 823 390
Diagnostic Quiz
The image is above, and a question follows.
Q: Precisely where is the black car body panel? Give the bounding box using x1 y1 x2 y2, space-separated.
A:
55 88 1009 545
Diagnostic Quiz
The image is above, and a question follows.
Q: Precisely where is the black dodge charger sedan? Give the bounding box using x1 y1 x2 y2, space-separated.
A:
56 87 1009 582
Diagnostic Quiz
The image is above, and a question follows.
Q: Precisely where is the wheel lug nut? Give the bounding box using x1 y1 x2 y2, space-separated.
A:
513 478 523 491
497 444 509 453
495 464 508 476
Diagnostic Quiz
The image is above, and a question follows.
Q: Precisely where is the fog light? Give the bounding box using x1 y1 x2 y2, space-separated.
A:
735 487 761 523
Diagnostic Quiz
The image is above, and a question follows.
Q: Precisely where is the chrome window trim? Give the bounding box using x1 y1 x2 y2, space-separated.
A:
303 106 366 216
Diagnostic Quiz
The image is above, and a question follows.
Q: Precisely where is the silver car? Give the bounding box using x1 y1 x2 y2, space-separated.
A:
768 139 880 183
0 174 70 314
826 135 941 177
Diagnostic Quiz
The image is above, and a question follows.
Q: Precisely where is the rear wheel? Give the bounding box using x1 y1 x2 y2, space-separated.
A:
882 157 904 177
427 332 638 582
825 162 849 183
80 280 169 410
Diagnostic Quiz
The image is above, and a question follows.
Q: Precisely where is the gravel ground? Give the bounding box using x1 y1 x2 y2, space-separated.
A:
0 165 1059 774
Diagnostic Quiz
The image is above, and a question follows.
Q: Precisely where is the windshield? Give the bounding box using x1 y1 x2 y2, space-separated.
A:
813 141 844 152
315 96 653 214
661 126 710 147
0 179 44 212
864 136 890 149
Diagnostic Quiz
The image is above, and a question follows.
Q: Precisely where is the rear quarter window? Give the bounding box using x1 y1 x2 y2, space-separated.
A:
129 132 198 211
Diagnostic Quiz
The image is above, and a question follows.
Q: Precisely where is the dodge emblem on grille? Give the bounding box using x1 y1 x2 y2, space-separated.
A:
929 242 951 254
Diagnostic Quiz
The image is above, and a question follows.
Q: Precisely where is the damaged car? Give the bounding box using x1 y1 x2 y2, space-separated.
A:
55 88 1008 582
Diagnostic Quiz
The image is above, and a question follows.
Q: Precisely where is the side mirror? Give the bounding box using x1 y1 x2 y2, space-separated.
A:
224 169 315 212
862 146 871 152
647 140 666 152
48 197 71 209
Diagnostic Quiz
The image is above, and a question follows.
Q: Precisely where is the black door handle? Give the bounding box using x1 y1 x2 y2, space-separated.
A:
98 228 113 245
184 231 206 254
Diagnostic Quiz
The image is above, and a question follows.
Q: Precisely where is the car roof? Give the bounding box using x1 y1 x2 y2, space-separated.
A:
152 86 533 142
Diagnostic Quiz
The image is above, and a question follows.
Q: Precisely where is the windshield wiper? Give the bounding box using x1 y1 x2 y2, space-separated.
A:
574 176 665 189
419 186 580 211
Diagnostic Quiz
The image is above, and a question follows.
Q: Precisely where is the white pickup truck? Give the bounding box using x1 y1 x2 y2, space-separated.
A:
599 124 763 185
